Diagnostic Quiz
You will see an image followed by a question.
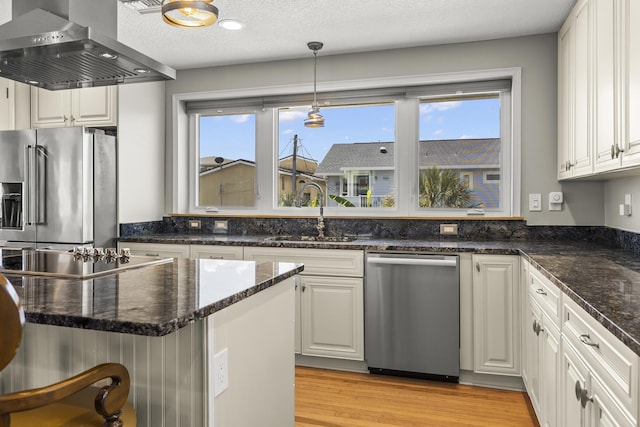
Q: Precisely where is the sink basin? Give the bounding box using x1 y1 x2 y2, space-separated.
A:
265 235 357 242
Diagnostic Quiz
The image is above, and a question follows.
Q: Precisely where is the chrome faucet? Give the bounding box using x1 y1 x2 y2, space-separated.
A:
295 182 325 238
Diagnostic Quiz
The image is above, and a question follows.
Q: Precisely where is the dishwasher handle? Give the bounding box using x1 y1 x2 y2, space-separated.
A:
366 256 457 267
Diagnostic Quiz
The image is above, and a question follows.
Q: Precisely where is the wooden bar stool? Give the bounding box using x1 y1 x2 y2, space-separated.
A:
0 274 136 426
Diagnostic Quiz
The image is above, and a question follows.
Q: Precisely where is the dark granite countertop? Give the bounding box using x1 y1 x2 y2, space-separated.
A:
119 234 640 356
4 257 303 337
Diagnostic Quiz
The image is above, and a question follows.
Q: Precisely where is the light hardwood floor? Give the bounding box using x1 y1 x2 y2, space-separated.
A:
295 367 539 427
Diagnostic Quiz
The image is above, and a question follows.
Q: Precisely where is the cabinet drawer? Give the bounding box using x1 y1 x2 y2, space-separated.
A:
190 245 243 260
120 242 191 259
562 296 639 420
243 247 363 277
529 267 561 327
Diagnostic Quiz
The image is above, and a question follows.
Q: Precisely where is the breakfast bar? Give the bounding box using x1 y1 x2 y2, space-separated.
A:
0 249 303 427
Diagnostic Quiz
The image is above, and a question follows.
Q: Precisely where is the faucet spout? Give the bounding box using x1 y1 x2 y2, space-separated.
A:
295 182 325 238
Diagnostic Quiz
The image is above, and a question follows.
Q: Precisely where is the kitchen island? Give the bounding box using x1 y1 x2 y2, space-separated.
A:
0 251 303 427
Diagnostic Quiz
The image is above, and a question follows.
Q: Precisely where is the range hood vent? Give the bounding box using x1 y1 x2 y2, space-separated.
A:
0 0 175 90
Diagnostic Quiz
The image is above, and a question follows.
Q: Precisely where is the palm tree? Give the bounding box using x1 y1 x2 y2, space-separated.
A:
419 167 478 208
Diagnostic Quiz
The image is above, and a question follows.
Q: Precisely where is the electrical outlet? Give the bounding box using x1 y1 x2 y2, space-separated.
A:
214 220 228 234
189 220 201 229
439 224 458 235
213 348 228 397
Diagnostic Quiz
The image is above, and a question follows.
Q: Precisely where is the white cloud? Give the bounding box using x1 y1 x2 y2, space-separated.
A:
282 129 294 135
231 114 251 123
433 129 445 136
381 127 393 133
279 110 307 122
459 134 473 139
419 101 462 115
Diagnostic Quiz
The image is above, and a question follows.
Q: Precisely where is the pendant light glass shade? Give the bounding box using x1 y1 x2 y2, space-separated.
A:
304 41 325 128
162 0 219 28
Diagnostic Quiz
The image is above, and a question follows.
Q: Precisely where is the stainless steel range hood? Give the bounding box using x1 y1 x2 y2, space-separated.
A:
0 0 176 90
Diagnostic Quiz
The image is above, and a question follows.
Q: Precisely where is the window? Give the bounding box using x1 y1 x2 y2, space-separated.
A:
197 113 257 208
183 70 519 217
277 103 395 209
417 88 508 212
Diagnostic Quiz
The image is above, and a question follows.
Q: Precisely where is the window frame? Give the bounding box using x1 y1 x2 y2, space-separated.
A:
176 68 521 217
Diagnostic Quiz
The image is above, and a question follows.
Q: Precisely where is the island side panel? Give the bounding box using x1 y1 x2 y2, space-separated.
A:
0 321 206 427
208 277 296 427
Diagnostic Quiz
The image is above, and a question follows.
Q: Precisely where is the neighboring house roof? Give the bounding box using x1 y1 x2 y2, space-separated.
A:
316 142 395 175
200 159 255 176
316 139 500 175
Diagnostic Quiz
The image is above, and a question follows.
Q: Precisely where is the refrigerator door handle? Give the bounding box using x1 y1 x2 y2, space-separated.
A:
35 145 46 225
25 144 35 226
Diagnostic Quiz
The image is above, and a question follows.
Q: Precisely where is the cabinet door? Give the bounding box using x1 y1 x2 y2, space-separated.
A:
31 88 70 128
572 0 593 177
540 318 560 427
472 255 520 375
300 276 364 360
524 300 542 418
190 245 243 260
561 342 590 427
558 18 574 179
622 0 640 165
590 376 636 427
593 0 622 173
71 86 117 127
0 78 15 130
121 242 191 259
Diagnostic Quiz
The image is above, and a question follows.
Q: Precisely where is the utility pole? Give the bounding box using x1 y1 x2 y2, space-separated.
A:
292 134 298 194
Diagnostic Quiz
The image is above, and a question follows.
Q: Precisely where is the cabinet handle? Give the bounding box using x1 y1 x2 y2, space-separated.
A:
564 161 574 171
579 334 600 349
575 380 593 409
208 256 223 259
475 262 480 272
301 284 306 292
145 253 160 257
63 115 69 123
615 144 624 158
532 320 543 336
70 115 76 124
535 288 547 296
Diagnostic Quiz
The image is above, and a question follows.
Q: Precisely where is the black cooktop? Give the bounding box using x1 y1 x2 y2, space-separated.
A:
0 249 172 279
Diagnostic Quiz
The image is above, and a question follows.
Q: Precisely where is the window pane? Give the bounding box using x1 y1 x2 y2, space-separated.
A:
278 103 395 208
198 114 256 208
418 96 500 209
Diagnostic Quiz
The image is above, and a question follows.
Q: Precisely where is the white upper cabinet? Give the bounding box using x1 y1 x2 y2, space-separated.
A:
0 78 16 130
31 86 117 128
559 0 640 178
558 0 593 179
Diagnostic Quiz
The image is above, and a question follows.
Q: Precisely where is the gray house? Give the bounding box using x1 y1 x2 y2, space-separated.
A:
316 139 500 208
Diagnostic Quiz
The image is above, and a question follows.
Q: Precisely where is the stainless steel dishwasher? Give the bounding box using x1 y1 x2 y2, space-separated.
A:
365 252 460 382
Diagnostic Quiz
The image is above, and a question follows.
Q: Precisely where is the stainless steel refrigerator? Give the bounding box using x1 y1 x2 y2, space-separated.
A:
0 127 116 250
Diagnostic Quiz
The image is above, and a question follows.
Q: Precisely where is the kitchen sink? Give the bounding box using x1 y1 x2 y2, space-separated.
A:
264 235 357 242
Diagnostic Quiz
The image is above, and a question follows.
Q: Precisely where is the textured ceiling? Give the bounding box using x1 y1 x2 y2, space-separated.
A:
0 0 578 71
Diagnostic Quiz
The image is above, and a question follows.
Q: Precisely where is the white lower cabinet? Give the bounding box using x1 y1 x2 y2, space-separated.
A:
472 254 520 376
299 275 363 359
243 246 364 361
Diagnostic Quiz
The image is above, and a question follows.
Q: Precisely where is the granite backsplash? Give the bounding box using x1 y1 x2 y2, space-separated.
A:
120 216 640 254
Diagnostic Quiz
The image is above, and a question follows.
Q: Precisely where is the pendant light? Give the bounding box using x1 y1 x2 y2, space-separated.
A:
162 0 219 28
304 41 325 128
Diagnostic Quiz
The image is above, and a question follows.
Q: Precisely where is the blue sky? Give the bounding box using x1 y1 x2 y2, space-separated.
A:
199 97 500 162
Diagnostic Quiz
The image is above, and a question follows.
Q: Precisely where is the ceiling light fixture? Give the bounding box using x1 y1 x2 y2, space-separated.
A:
161 0 219 28
304 41 325 128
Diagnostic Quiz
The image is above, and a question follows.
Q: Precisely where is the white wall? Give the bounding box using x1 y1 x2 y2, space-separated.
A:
118 81 166 223
164 34 604 226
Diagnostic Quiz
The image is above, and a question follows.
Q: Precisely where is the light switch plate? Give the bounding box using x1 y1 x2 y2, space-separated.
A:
529 194 542 211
